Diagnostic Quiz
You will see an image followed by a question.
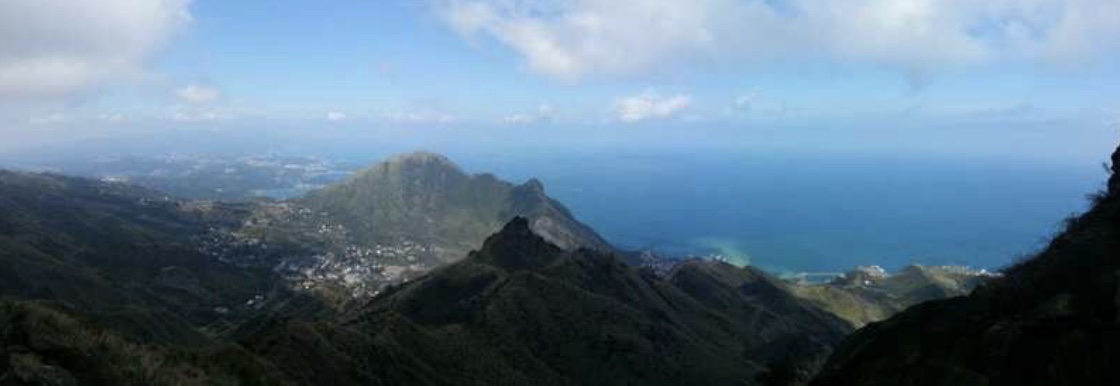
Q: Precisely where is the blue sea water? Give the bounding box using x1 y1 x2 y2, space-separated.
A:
454 151 1104 274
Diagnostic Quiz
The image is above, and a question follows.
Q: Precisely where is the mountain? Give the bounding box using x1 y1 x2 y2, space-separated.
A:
0 151 1016 386
810 145 1120 386
300 151 611 261
244 217 853 385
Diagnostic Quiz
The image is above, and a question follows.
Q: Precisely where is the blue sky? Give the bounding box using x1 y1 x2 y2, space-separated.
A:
1 0 1118 165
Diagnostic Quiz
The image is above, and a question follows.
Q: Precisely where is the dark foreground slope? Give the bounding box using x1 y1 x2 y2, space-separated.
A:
301 152 611 261
246 218 852 386
0 300 292 386
812 147 1120 386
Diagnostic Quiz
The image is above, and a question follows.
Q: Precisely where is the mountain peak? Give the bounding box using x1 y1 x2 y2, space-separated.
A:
472 216 563 270
499 215 533 235
386 150 451 163
520 178 545 193
381 151 460 171
340 151 464 186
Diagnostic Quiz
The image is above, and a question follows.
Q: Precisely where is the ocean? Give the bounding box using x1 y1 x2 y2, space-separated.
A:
452 151 1104 274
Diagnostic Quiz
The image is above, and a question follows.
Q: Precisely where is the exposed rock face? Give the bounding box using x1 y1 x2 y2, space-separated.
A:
811 144 1120 386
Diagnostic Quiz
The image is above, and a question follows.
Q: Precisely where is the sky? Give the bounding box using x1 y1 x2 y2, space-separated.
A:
1 0 1119 166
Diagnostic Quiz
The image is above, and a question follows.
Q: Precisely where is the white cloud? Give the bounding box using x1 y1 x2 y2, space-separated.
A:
382 111 458 125
503 114 534 125
170 109 222 122
436 0 1120 80
0 0 193 99
176 84 221 104
326 111 348 121
504 104 555 125
615 89 691 123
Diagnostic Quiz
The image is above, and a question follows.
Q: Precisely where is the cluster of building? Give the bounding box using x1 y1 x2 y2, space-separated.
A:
197 210 441 299
276 242 435 298
194 227 271 268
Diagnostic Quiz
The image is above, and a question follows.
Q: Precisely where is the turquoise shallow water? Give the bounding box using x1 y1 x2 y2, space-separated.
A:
453 151 1104 274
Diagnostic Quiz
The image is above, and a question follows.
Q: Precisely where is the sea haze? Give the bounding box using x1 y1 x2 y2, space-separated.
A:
454 151 1104 274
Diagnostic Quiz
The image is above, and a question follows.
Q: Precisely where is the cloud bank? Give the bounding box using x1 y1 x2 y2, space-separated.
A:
504 104 556 125
437 0 1120 80
382 111 458 125
0 0 193 99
